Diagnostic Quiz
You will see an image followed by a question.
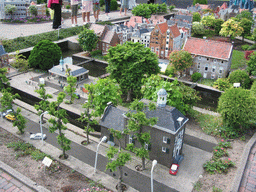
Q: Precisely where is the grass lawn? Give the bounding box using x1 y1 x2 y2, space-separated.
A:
231 50 247 70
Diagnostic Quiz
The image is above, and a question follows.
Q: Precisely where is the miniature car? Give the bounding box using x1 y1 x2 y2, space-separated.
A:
30 133 47 140
169 163 179 176
5 114 16 122
2 109 14 117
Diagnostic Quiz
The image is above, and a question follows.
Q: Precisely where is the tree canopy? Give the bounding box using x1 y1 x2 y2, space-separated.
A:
219 18 243 39
78 28 98 52
169 50 193 75
192 12 201 22
192 22 205 36
105 41 160 102
247 52 256 76
28 40 61 70
193 0 207 5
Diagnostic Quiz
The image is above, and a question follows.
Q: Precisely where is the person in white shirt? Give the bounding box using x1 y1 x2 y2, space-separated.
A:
71 0 79 26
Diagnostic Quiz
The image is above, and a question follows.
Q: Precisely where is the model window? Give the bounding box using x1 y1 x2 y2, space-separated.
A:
212 66 216 72
211 74 215 79
198 56 201 60
205 64 208 71
219 67 223 74
207 58 209 61
163 136 168 143
129 135 133 144
145 143 148 150
214 59 217 63
198 63 200 68
151 47 154 52
162 147 166 152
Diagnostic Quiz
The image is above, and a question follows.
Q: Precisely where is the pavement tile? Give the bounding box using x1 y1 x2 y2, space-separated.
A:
10 178 23 188
20 185 34 192
249 154 254 161
12 188 21 192
6 185 17 192
239 186 245 192
249 172 256 179
247 178 256 185
3 183 13 190
0 178 7 185
1 172 12 181
0 181 8 188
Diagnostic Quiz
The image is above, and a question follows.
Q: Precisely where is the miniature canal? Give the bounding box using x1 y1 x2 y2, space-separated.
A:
10 49 220 131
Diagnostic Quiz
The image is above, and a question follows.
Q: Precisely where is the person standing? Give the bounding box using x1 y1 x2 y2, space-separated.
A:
71 0 79 27
93 0 100 23
120 0 128 16
48 0 62 29
82 0 93 24
105 0 111 19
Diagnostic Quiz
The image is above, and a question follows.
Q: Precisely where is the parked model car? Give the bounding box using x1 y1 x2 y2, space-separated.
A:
74 92 80 99
2 109 14 117
30 133 47 140
169 163 179 176
5 114 15 122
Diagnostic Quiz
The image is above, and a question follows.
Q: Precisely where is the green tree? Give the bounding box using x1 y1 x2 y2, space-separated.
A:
169 50 193 76
236 10 253 21
214 19 224 35
250 80 256 97
48 92 71 159
247 52 256 75
193 0 207 5
29 5 38 16
64 75 77 104
106 146 131 192
219 18 244 40
201 15 215 29
13 107 26 134
239 18 253 42
78 28 98 53
28 40 61 70
253 28 256 43
192 22 205 36
11 51 29 72
0 90 19 113
0 68 9 90
126 100 157 170
218 87 256 130
192 12 201 22
213 78 231 91
4 4 17 19
228 69 251 89
106 41 160 102
34 84 53 122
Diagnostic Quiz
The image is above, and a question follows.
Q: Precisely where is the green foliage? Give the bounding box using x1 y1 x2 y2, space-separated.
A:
90 50 102 56
28 40 61 70
0 68 9 90
212 186 222 192
106 41 160 102
110 0 118 11
192 12 201 22
213 145 229 159
169 50 193 76
239 18 253 40
78 28 98 52
125 100 157 170
213 78 231 91
193 181 202 191
0 90 19 113
7 141 34 159
164 65 175 77
231 50 247 69
66 5 71 9
236 10 253 21
10 52 29 72
65 75 77 104
228 70 251 89
214 19 224 35
193 0 207 5
99 0 105 6
48 92 71 158
169 5 175 11
31 150 50 161
201 15 215 28
252 28 256 42
132 3 167 19
142 75 200 114
29 5 38 16
218 87 256 130
241 44 250 50
4 4 17 18
97 21 113 26
2 26 84 53
192 22 205 36
12 108 26 134
220 18 243 39
247 52 256 76
250 80 256 97
191 72 202 82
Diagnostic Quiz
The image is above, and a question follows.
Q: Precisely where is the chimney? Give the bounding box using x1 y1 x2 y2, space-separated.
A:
177 117 184 127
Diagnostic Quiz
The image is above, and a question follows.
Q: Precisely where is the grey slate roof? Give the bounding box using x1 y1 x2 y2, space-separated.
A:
0 45 7 56
99 105 127 132
174 15 192 23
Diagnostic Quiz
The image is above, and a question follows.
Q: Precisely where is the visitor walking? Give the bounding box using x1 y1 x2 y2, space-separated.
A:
48 0 62 29
82 0 93 24
120 0 128 16
105 0 111 19
71 0 79 26
93 0 100 23
129 0 136 10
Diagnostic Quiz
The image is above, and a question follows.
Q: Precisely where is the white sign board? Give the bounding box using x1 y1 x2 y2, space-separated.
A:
42 157 53 167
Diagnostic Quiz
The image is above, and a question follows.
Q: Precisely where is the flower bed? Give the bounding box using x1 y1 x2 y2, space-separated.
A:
2 15 51 24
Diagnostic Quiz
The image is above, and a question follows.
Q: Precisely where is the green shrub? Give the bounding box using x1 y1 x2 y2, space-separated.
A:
28 40 61 70
110 0 118 11
46 8 50 17
213 78 231 91
203 159 235 174
164 65 175 77
248 43 256 50
100 0 105 6
191 72 202 82
241 44 250 50
132 3 167 19
91 50 102 56
228 69 251 89
213 145 229 159
169 5 175 11
78 28 98 52
66 5 71 9
156 3 167 13
29 5 38 16
251 80 256 97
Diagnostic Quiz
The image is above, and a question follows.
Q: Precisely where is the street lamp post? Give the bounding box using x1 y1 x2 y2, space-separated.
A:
40 111 48 144
94 136 107 173
151 160 157 192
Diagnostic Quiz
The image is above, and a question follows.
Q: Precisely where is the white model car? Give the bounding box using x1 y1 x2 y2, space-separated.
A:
30 133 47 140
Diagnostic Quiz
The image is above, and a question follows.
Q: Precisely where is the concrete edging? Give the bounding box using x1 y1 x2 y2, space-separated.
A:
230 132 256 192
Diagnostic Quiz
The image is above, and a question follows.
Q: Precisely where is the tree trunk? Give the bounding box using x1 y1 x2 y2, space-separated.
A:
86 104 90 144
118 166 123 192
118 139 121 152
126 89 132 102
58 122 65 157
142 157 145 170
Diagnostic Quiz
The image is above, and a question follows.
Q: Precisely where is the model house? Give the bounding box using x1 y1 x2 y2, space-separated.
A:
150 22 181 59
89 24 120 55
183 37 233 79
99 88 188 167
1 0 29 20
125 16 150 28
0 44 9 67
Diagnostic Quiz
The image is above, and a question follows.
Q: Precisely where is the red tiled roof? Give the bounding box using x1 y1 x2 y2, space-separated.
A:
198 4 209 9
102 31 115 44
89 24 106 37
169 24 180 38
125 16 149 28
157 22 168 34
220 2 228 10
183 37 233 60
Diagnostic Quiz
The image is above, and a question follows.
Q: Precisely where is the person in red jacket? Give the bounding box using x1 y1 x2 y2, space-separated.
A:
48 0 62 29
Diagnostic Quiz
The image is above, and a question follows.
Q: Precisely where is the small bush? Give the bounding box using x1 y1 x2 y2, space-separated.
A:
29 5 38 16
251 80 256 97
241 44 250 51
31 150 50 161
66 5 71 9
169 5 175 11
100 0 105 6
248 43 256 50
228 69 251 89
191 72 202 82
213 78 231 91
164 65 175 77
110 0 118 11
245 50 254 60
91 50 102 56
203 158 235 174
